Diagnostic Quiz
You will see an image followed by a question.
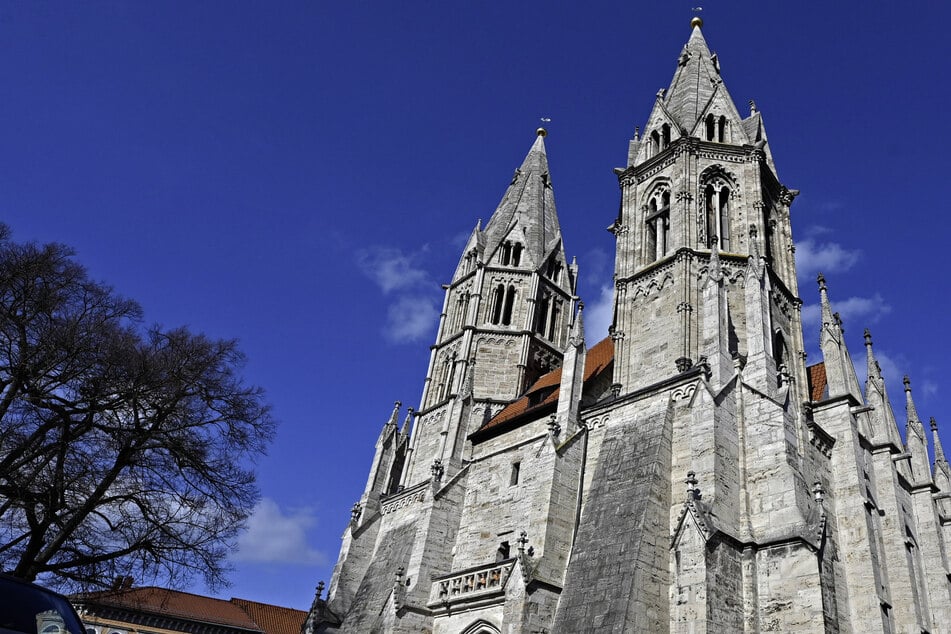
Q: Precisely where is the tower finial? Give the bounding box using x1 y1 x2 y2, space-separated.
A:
690 7 703 29
536 127 548 137
932 417 947 464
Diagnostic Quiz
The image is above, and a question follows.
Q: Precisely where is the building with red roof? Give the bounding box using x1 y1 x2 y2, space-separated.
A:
73 586 306 634
307 17 951 634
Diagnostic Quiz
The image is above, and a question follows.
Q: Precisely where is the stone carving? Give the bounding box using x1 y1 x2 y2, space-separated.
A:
380 486 427 515
429 560 515 607
671 382 697 400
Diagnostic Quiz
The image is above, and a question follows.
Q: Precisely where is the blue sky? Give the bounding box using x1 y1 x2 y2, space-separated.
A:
2 2 950 610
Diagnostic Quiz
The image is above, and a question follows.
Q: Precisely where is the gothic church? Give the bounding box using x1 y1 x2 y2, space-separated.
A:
306 18 951 633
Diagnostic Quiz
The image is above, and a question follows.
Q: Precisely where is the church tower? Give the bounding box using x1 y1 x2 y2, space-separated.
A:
309 17 951 634
400 129 576 486
610 17 803 398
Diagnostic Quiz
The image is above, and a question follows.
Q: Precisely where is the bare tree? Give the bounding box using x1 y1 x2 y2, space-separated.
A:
0 228 275 590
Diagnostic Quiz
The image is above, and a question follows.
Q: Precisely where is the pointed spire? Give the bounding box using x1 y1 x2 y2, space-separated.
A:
818 274 835 333
903 376 921 426
931 417 947 465
864 329 883 386
376 401 401 445
861 329 901 446
569 301 585 347
903 376 932 482
817 275 863 402
556 302 587 433
482 130 561 270
387 401 401 427
400 407 414 439
662 19 721 132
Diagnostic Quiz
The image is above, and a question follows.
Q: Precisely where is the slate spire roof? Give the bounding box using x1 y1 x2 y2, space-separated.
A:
482 129 562 270
663 22 722 130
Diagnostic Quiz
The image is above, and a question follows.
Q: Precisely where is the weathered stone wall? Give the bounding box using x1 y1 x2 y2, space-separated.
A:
552 397 673 633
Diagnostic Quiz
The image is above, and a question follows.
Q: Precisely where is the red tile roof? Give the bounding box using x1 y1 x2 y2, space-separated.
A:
231 598 307 634
807 362 827 402
476 336 614 434
74 587 306 634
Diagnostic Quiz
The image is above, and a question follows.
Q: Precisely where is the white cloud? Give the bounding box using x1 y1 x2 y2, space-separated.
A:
802 225 833 238
234 498 326 565
855 348 904 394
384 295 439 343
356 245 442 345
581 247 610 281
802 293 891 332
583 284 614 343
795 238 861 280
356 247 430 294
801 294 892 363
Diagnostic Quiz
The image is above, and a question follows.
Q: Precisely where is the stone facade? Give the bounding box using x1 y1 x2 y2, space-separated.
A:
306 19 951 634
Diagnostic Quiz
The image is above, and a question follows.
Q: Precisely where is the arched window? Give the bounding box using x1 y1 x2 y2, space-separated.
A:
704 183 731 251
773 330 787 369
444 357 456 398
650 130 660 156
511 242 522 267
535 295 550 335
662 123 671 148
717 115 727 142
452 292 470 332
548 299 561 341
490 284 504 324
705 114 715 141
500 242 512 265
501 285 516 325
645 200 657 259
646 188 671 261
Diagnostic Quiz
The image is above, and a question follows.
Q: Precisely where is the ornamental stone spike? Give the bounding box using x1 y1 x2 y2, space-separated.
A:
400 407 414 438
932 417 947 465
904 376 922 427
903 376 932 482
861 328 902 447
864 329 884 386
818 273 834 329
817 275 863 402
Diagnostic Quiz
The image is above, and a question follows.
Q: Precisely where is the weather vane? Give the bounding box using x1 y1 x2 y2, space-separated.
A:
540 117 551 123
692 6 703 12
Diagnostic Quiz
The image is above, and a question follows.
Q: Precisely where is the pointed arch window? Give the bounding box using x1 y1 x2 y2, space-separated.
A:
650 130 660 156
499 240 523 266
545 258 562 283
646 188 671 261
662 123 671 149
548 299 561 341
534 294 550 335
705 114 727 142
434 354 456 402
705 182 731 251
490 284 505 324
451 291 470 332
501 285 516 326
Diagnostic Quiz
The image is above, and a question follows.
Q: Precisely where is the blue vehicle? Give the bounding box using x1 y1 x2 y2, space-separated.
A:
0 574 86 634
